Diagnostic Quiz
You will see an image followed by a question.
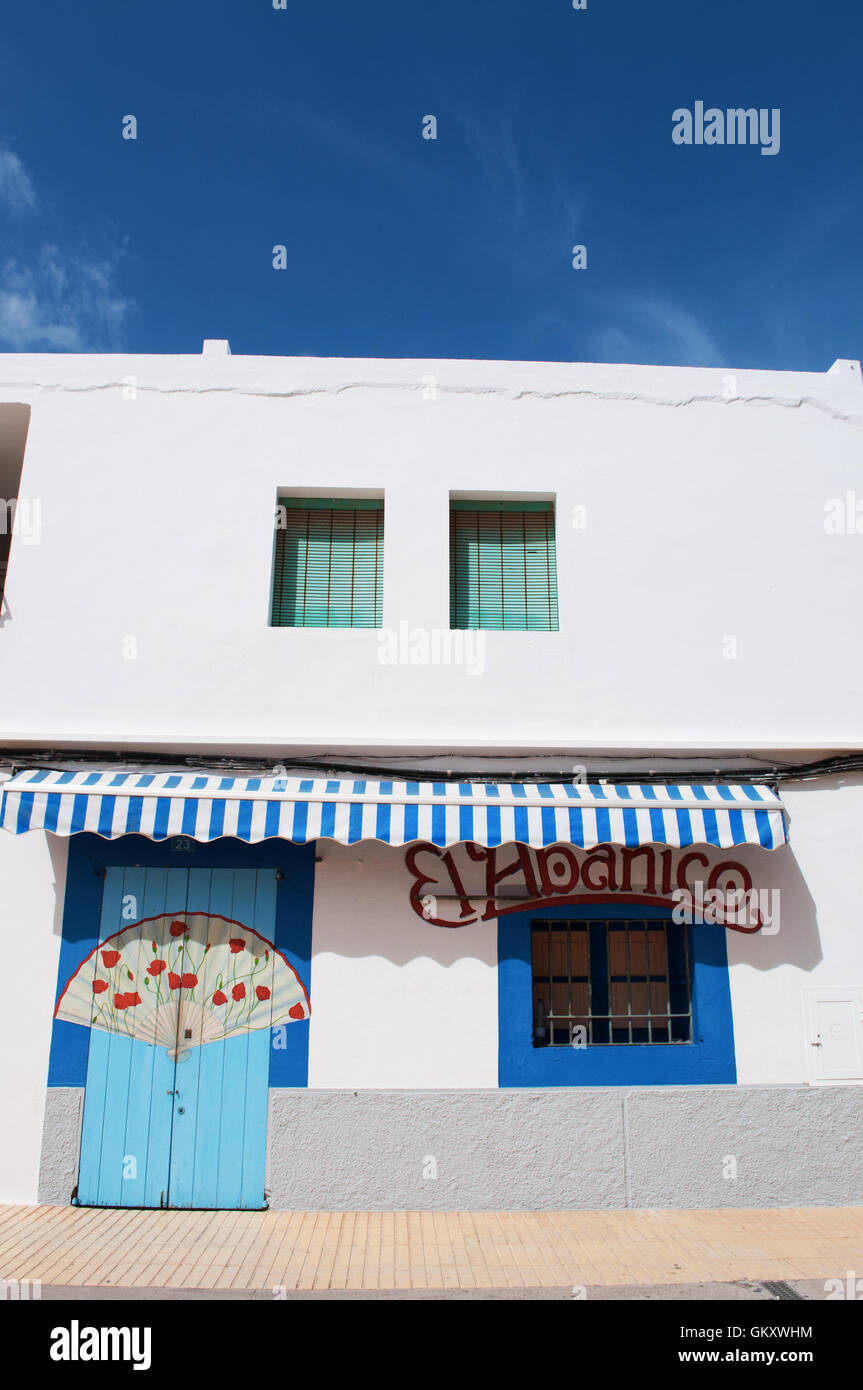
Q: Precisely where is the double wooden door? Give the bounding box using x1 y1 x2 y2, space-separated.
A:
77 866 275 1209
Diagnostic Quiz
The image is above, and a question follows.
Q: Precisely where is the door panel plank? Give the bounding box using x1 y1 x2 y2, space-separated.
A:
164 868 215 1208
76 1028 113 1207
187 867 223 1209
128 868 177 1208
77 868 131 1206
240 870 278 1208
213 869 259 1209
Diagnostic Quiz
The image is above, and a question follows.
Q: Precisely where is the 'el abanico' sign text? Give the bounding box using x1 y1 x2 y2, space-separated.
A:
406 841 773 933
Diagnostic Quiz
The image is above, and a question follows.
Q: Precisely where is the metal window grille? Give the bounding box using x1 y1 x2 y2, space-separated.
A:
531 919 692 1046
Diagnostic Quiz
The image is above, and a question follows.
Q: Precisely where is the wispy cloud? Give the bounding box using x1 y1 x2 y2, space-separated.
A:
281 102 409 177
453 109 528 226
589 294 725 368
0 245 131 351
0 142 133 350
0 144 36 212
447 105 588 283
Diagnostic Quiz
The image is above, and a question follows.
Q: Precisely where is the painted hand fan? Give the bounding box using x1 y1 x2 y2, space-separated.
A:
55 912 310 1060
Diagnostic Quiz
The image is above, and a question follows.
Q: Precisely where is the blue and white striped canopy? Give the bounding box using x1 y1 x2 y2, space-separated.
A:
0 770 787 849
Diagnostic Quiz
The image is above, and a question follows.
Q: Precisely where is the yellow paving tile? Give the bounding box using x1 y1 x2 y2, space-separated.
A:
32 1207 120 1284
197 1220 254 1289
0 1205 75 1276
137 1211 202 1288
2 1203 862 1292
253 1210 305 1292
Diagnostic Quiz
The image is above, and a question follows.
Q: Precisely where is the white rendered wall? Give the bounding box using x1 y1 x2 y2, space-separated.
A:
305 782 863 1089
0 828 66 1202
307 840 498 1088
727 777 863 1085
0 352 861 753
0 780 858 1131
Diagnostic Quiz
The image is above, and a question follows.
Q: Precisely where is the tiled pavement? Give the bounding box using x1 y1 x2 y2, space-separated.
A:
0 1204 861 1293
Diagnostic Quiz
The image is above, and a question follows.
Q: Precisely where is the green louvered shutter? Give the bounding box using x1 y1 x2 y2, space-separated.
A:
271 498 384 628
449 501 558 631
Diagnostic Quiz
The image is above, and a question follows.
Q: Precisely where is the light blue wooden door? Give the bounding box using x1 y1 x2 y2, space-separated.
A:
77 866 276 1209
165 868 275 1209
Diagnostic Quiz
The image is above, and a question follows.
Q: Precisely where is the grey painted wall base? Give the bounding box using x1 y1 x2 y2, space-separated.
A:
38 1088 84 1206
37 1085 863 1210
266 1087 863 1211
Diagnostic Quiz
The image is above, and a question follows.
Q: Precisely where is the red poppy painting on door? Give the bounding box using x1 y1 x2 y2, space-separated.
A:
55 912 311 1061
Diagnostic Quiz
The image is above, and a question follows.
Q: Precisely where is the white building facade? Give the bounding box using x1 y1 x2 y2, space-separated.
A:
0 344 861 1210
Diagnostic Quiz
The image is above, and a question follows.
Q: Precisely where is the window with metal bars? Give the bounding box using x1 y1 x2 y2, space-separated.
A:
531 919 692 1046
449 500 558 631
271 497 384 628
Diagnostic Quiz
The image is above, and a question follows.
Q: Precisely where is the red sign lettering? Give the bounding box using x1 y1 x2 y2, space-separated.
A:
406 842 764 931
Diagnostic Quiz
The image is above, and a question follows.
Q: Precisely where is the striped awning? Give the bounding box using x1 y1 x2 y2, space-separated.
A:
0 770 787 849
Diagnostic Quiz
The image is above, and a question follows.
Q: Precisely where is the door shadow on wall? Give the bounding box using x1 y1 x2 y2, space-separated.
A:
726 845 822 973
47 832 69 942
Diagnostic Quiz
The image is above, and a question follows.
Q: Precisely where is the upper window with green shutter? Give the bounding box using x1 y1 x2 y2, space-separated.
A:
271 497 384 628
449 499 558 631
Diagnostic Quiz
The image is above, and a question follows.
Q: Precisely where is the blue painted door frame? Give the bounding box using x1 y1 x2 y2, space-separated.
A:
49 834 315 1208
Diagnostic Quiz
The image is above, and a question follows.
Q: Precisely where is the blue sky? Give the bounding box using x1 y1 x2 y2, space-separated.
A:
0 0 860 370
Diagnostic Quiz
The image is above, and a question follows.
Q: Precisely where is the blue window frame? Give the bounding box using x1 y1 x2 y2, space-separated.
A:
498 901 737 1086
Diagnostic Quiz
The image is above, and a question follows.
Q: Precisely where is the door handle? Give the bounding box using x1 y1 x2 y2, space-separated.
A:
810 1040 822 1047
